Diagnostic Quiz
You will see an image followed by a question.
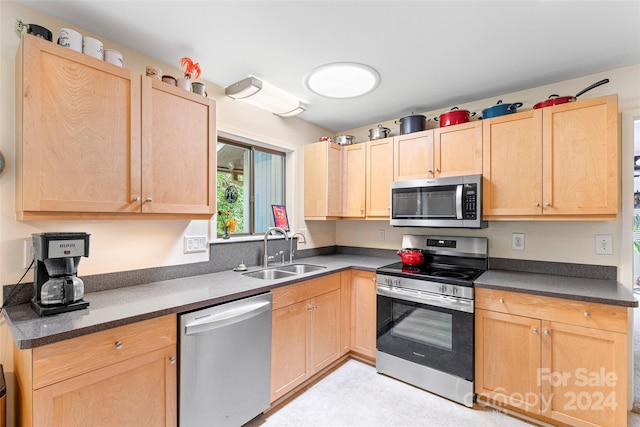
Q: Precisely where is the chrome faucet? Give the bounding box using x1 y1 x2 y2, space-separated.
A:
263 227 289 267
289 232 307 264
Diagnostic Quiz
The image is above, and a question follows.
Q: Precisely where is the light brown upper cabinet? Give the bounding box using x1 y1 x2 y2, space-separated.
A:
341 143 366 218
366 137 394 218
393 122 482 181
393 130 433 181
483 95 617 220
15 35 216 220
304 141 342 219
433 121 483 178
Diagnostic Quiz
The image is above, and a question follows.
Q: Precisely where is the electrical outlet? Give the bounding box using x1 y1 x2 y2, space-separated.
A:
378 230 385 241
512 233 525 251
184 235 207 254
595 235 613 255
24 239 34 269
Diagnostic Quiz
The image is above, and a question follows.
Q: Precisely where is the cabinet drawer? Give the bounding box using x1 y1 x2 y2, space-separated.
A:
475 288 627 333
272 273 340 310
33 314 176 389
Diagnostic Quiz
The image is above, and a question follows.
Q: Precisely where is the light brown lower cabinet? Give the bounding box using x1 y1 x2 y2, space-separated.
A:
350 270 377 359
270 273 341 402
475 288 627 427
14 314 177 427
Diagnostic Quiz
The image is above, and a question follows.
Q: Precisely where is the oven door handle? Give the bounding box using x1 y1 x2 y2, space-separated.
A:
376 284 474 314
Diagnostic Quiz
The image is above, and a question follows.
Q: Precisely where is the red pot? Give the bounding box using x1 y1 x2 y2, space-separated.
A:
533 78 609 109
397 249 424 266
435 107 476 127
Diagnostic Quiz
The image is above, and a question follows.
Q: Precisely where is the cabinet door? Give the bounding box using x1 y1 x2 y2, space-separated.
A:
542 95 618 217
271 300 308 402
393 130 434 180
340 271 352 356
351 270 377 359
308 289 341 374
482 110 543 218
33 345 176 427
17 35 142 217
475 309 541 414
541 321 626 427
366 137 394 217
434 121 482 177
342 144 366 217
141 79 216 215
304 141 342 218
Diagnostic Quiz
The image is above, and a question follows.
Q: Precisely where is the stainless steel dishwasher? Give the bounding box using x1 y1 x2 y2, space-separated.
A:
179 292 272 427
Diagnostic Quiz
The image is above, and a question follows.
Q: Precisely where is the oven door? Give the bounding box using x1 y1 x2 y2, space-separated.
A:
376 285 473 381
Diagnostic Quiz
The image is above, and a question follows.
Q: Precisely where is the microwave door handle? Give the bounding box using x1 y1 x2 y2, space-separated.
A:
456 184 463 219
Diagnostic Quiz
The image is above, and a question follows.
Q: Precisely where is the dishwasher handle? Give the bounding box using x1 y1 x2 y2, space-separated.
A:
184 299 271 335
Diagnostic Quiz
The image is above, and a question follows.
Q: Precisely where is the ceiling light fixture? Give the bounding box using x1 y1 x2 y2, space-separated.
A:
225 76 307 117
304 62 380 99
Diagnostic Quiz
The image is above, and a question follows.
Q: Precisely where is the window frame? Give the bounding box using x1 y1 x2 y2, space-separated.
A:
216 136 286 236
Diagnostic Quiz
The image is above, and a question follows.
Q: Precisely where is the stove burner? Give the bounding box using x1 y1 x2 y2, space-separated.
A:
431 271 468 279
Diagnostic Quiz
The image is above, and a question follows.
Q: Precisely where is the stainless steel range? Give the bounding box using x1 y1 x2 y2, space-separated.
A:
376 235 488 407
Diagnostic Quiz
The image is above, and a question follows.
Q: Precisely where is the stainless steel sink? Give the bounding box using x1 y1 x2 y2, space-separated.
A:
241 264 327 280
242 269 297 280
275 264 327 274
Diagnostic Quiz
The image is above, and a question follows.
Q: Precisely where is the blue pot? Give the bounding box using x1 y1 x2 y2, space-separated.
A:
481 100 523 119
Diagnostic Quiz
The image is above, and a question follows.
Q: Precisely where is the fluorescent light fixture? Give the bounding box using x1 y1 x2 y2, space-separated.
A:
304 62 380 99
225 76 307 117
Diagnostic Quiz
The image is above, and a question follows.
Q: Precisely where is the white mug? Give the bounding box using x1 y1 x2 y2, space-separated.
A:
104 49 124 67
176 77 191 92
58 28 82 52
82 36 103 60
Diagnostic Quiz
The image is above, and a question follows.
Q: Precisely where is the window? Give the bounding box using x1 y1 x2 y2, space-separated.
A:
216 138 285 236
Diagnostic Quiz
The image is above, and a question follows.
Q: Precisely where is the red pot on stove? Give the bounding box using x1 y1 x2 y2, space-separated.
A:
397 249 424 266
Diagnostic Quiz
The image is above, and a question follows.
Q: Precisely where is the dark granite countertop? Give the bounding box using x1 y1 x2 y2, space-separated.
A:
475 270 638 307
3 255 395 350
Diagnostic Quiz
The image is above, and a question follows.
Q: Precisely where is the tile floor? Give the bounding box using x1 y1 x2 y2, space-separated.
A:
249 359 640 427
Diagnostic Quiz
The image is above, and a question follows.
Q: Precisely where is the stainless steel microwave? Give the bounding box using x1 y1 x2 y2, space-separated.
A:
390 174 486 228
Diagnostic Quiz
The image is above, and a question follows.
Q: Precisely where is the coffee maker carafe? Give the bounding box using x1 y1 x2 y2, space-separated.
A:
31 232 90 316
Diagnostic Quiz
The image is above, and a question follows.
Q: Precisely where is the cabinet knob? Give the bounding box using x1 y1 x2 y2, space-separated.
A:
436 168 440 173
584 311 590 318
360 208 364 212
169 357 176 364
133 196 141 203
532 328 538 334
428 169 433 173
544 202 551 207
371 277 376 282
543 330 550 335
145 197 153 203
499 298 504 304
115 341 123 350
534 202 540 207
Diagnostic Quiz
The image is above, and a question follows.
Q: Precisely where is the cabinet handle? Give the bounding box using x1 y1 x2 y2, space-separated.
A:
145 197 153 203
543 330 550 335
169 357 176 364
532 328 538 334
115 341 123 350
499 298 504 304
584 311 590 317
132 196 141 203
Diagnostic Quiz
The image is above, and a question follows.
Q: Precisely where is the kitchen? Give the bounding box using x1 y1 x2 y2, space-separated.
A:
1 1 640 426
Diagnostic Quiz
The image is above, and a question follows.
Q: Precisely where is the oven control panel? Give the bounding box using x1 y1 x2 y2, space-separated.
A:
376 274 474 301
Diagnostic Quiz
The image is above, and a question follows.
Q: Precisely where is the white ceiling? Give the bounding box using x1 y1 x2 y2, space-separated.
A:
16 1 640 132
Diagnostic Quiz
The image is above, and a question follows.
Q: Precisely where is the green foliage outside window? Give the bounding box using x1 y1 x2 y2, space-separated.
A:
216 172 245 235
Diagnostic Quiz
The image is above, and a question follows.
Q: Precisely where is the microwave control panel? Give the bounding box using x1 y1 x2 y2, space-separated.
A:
463 184 477 219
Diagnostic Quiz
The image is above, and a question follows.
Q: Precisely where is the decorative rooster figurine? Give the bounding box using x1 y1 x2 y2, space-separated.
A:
180 57 201 80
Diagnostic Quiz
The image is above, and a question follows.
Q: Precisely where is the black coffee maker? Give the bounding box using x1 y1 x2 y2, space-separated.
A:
31 232 90 316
